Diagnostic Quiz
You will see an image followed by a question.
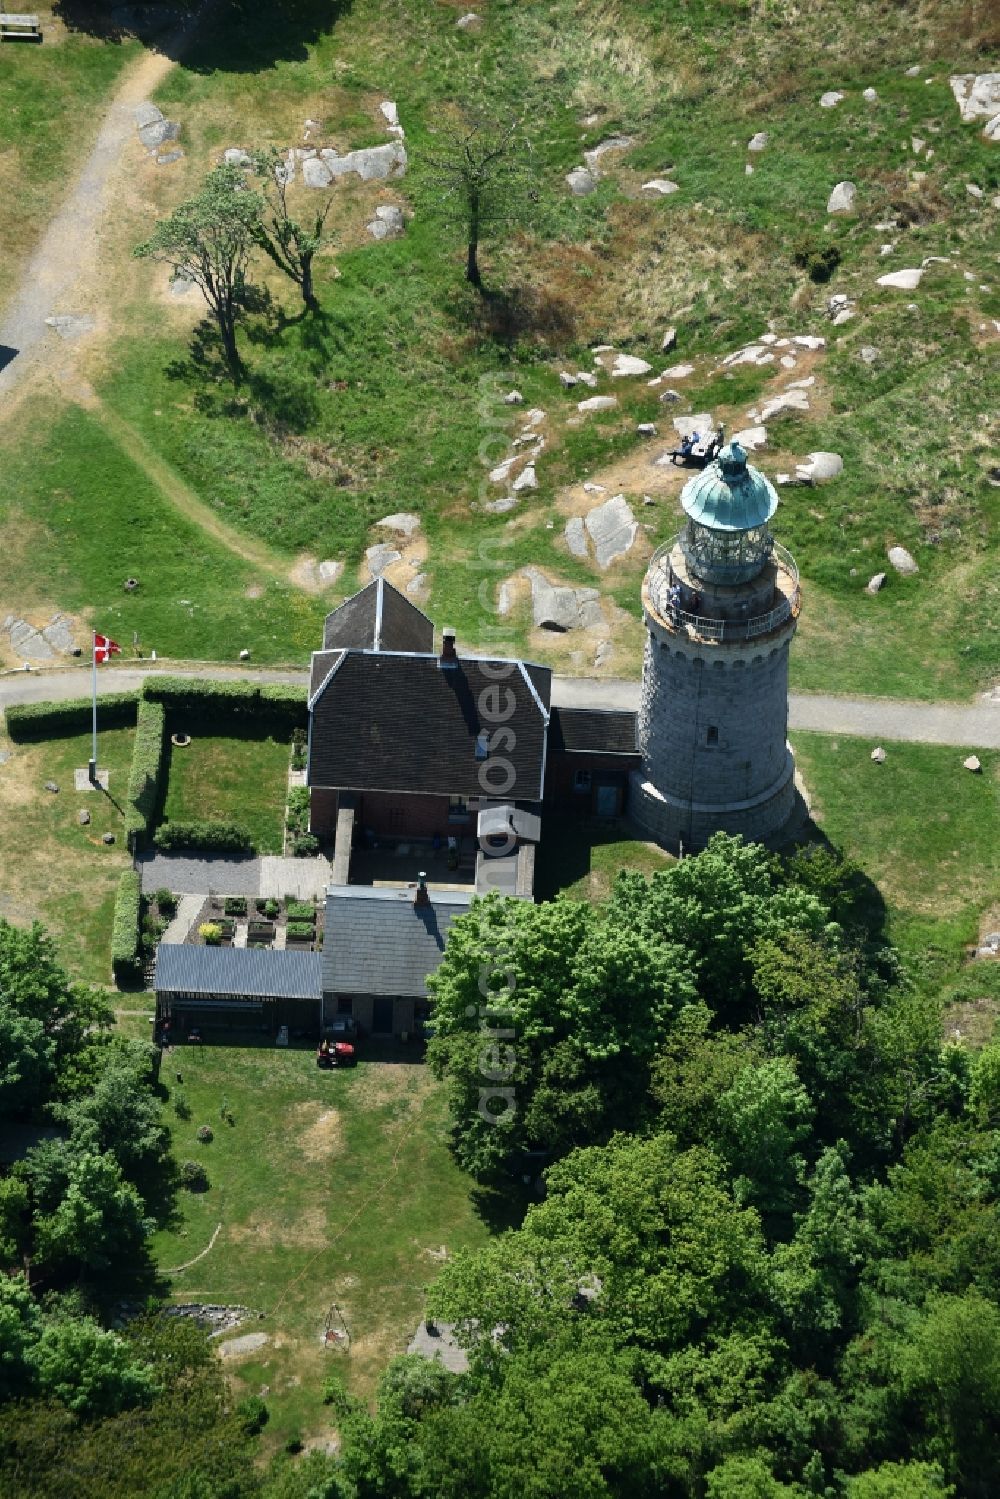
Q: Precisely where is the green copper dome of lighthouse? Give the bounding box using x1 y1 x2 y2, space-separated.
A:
679 441 779 585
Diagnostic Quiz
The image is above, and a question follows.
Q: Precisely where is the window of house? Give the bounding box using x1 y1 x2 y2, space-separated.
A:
573 769 592 792
449 794 469 818
706 726 719 746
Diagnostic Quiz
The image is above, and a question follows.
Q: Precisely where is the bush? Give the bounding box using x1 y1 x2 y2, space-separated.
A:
792 235 841 283
143 677 307 734
224 896 247 917
5 692 138 741
236 1395 269 1435
199 922 223 946
154 820 254 854
264 898 279 919
197 1125 214 1143
286 921 315 940
285 899 315 921
174 1090 191 1120
111 870 143 983
284 1430 303 1455
255 897 267 914
290 833 320 858
285 785 309 837
125 697 166 849
180 1160 209 1193
154 888 177 917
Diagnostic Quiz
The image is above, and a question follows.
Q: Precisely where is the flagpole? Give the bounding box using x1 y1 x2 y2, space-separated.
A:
89 631 97 785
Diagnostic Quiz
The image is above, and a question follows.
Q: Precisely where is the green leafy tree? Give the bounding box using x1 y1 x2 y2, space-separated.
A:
134 164 263 382
250 147 332 310
0 920 112 1083
425 116 533 290
0 1001 53 1116
427 895 694 1175
57 1045 167 1191
0 1271 41 1400
705 1454 803 1498
32 1149 148 1275
846 1461 954 1498
31 1317 158 1418
771 1142 863 1348
714 1057 814 1218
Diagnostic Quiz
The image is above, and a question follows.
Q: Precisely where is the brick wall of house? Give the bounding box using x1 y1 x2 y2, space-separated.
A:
310 787 340 837
545 753 640 814
358 791 471 840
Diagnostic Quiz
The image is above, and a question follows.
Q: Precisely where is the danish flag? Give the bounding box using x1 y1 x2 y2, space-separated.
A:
93 633 121 664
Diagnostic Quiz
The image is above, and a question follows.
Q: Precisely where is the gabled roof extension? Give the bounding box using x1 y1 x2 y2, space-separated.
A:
322 577 434 653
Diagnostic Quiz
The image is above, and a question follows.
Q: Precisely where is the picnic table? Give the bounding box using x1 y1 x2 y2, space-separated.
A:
0 13 41 42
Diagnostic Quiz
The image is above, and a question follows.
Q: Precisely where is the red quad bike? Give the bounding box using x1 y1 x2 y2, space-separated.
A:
316 1040 356 1069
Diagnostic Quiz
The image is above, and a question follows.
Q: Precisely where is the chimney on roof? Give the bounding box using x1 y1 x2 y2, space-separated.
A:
440 629 457 667
414 871 430 908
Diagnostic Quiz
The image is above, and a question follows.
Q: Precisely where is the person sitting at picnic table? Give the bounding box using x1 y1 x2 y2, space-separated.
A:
672 431 700 463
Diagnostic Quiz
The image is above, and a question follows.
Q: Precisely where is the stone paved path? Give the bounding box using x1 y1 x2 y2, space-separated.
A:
2 662 998 749
159 892 202 944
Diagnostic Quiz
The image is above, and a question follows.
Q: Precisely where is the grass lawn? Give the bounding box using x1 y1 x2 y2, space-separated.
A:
161 732 292 854
0 9 139 310
0 724 133 983
148 1040 490 1449
535 814 672 903
792 733 1000 983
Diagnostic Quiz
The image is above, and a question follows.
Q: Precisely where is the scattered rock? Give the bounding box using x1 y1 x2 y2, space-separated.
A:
512 465 537 492
964 755 982 773
582 482 606 495
6 619 54 660
218 1332 270 1359
134 102 163 130
44 782 59 794
483 497 517 514
966 183 984 199
748 131 769 151
523 569 602 632
866 572 886 594
102 832 116 845
577 395 618 413
585 493 637 568
319 142 406 183
406 572 429 598
888 545 918 575
380 100 400 131
905 65 922 78
759 388 810 420
302 156 333 188
611 353 652 377
78 809 91 826
985 116 1000 143
565 516 588 559
660 362 694 379
636 422 657 436
456 11 481 30
745 163 754 175
224 147 252 168
661 326 677 353
671 412 714 440
863 87 879 102
732 425 767 450
41 614 78 653
366 543 401 578
503 390 523 405
877 267 924 290
367 204 405 238
949 72 1000 124
318 558 344 586
559 371 578 388
170 275 196 298
239 648 251 660
780 354 797 369
641 179 679 195
792 334 826 350
819 91 845 108
584 136 635 172
827 180 857 214
566 167 597 196
377 512 421 536
860 345 879 364
575 371 598 388
489 456 515 483
594 640 614 669
45 314 95 340
658 388 682 404
795 451 843 484
156 150 184 167
139 117 180 151
870 747 886 763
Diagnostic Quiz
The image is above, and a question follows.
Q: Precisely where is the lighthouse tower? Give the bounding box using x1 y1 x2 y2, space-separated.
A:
630 441 801 852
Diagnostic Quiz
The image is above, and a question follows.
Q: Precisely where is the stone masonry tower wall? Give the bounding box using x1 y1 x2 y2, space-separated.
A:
630 441 800 852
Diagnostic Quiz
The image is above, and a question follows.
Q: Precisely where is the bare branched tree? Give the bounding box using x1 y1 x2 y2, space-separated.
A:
425 116 533 291
250 148 334 312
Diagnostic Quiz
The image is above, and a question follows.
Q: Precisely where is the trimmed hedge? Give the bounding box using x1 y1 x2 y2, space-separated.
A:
142 677 307 732
5 691 139 741
154 820 254 854
286 921 315 940
125 697 166 849
111 869 143 983
285 899 315 921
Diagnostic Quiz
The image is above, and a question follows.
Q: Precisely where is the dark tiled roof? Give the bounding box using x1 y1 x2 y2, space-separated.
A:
154 944 322 1001
309 654 551 799
322 886 472 997
322 579 433 653
549 707 639 755
310 649 343 700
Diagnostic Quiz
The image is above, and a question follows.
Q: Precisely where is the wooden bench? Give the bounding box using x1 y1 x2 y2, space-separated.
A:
0 13 41 42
